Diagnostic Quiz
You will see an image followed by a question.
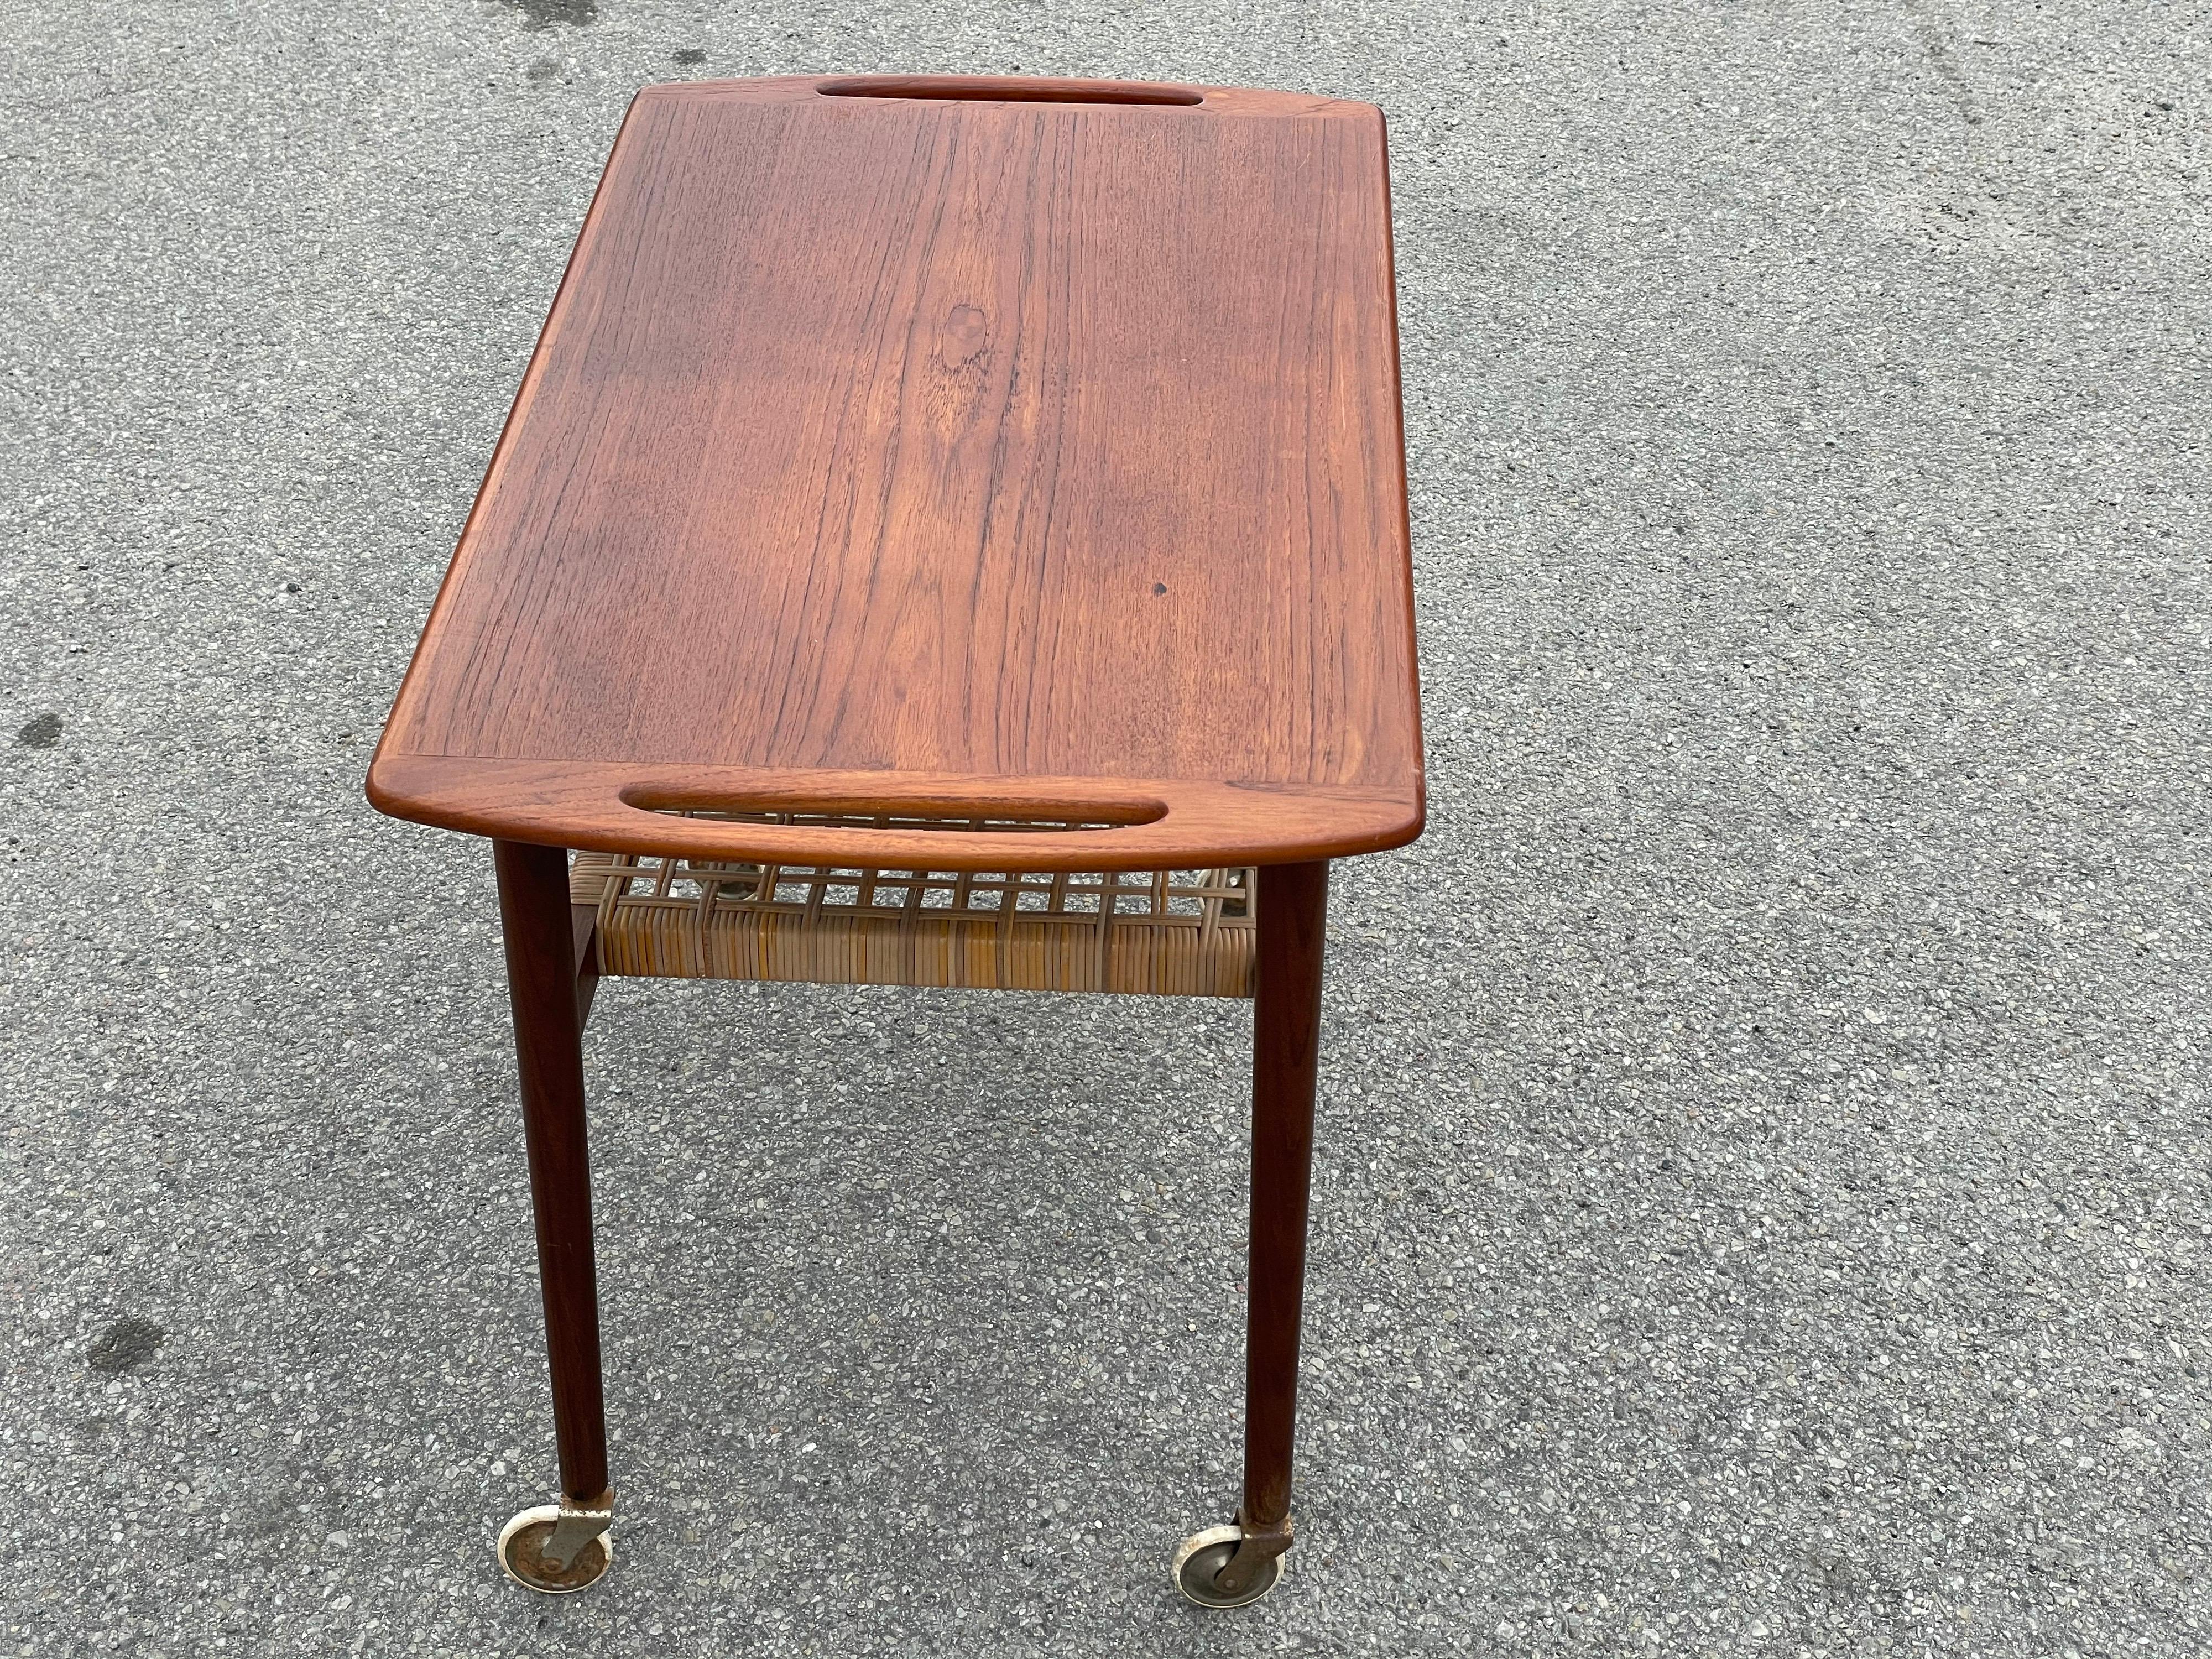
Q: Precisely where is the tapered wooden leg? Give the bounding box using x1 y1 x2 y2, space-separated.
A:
1176 858 1328 1607
1239 858 1327 1531
493 839 615 1591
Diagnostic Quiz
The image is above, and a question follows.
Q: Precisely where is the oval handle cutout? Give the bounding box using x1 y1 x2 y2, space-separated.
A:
817 75 1203 107
618 786 1167 832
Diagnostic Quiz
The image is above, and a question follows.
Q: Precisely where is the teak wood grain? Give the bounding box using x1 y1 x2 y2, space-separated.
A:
368 74 1423 872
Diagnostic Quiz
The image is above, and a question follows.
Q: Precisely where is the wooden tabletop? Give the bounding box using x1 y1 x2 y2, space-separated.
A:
369 75 1422 873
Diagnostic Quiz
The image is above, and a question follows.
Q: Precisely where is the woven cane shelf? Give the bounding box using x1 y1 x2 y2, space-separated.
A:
571 810 1258 998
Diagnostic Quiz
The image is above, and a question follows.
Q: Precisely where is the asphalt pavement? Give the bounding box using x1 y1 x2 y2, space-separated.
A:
2 2 2207 1653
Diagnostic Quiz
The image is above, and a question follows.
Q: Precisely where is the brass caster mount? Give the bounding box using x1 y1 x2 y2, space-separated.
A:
1173 1509 1292 1609
499 1491 615 1593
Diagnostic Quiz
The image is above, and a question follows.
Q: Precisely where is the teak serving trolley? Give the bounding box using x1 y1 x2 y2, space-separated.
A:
367 72 1422 1608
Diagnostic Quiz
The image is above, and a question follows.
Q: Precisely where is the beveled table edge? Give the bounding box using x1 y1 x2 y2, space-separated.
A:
366 753 1424 873
636 74 1380 122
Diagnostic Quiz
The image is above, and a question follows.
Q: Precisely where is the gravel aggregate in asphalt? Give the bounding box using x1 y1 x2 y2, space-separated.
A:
2 2 2208 1654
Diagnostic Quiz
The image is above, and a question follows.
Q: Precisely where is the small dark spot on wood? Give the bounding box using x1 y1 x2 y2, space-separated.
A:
1153 582 1167 596
938 304 987 368
87 1316 165 1375
673 48 706 66
17 712 61 749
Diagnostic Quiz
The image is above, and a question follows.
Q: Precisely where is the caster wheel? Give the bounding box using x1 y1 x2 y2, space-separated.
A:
498 1504 613 1593
1173 1524 1286 1609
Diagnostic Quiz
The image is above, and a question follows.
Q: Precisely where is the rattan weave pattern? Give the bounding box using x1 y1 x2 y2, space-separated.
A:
569 812 1258 997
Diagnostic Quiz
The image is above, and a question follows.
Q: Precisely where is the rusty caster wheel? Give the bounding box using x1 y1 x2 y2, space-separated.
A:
498 1500 614 1593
